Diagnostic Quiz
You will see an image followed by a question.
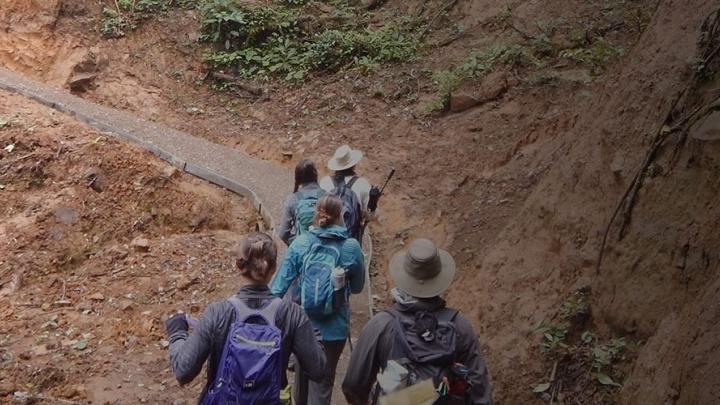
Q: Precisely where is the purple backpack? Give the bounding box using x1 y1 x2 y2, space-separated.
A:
202 297 283 405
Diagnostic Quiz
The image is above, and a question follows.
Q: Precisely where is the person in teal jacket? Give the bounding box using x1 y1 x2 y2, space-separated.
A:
271 194 365 405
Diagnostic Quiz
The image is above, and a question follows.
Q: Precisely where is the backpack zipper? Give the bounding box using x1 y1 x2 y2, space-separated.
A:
234 334 277 347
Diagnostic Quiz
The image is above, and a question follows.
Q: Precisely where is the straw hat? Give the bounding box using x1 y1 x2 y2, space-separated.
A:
327 145 363 171
389 239 456 298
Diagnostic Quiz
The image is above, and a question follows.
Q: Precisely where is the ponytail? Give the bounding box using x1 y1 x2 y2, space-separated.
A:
234 232 277 281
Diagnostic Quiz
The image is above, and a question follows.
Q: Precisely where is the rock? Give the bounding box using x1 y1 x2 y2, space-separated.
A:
177 275 198 291
89 174 106 192
0 382 15 396
88 293 105 301
106 245 129 260
478 71 509 101
54 207 79 225
83 167 106 192
131 237 150 252
162 166 180 179
119 300 134 311
33 345 49 356
68 72 97 93
449 94 481 113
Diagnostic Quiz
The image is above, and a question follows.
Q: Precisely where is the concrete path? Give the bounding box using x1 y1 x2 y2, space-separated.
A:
0 67 373 404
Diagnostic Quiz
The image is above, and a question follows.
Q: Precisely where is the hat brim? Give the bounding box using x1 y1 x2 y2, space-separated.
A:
327 150 363 171
389 248 456 298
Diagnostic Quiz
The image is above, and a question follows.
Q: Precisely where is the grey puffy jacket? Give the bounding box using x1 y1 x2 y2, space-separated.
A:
168 285 327 401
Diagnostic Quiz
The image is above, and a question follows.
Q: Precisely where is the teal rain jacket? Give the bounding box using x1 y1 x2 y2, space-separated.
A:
271 224 365 341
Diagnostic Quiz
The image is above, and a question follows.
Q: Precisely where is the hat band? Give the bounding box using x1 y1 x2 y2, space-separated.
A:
404 255 441 280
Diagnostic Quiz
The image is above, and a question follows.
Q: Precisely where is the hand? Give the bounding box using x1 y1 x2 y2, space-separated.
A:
165 313 189 336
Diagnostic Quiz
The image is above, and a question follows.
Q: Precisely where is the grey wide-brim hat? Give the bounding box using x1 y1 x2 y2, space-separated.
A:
389 238 456 298
328 144 363 171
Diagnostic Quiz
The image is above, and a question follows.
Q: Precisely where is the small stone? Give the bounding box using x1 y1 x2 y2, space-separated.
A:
176 276 197 291
54 207 79 225
106 245 129 260
88 293 105 301
119 300 134 311
449 94 481 113
131 237 150 252
162 166 180 179
33 345 49 356
41 303 51 311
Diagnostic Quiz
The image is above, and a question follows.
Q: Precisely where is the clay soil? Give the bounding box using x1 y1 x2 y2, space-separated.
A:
0 90 259 403
2 0 720 404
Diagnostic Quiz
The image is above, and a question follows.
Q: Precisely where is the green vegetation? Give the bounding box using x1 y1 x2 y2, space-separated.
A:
199 0 420 80
560 40 624 75
100 0 198 38
532 290 633 397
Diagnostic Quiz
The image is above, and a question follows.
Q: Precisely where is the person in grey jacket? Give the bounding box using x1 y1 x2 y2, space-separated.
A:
164 232 327 403
342 238 493 405
278 159 325 245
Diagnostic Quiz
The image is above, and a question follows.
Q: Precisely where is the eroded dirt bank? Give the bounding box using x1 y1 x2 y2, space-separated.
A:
0 90 259 403
1 0 720 403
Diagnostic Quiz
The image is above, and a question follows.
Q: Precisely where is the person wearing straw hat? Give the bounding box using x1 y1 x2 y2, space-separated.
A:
342 238 493 405
320 144 372 211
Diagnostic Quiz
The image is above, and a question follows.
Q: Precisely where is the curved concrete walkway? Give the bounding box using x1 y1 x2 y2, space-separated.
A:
0 65 374 356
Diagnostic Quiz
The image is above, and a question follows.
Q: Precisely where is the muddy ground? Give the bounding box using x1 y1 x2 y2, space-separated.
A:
2 0 720 404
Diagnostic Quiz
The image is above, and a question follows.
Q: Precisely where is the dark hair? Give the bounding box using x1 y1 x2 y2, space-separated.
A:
332 167 356 182
314 195 343 227
234 232 277 282
294 159 318 192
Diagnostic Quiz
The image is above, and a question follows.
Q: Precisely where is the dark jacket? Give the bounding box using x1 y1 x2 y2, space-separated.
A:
168 285 327 401
341 297 493 405
270 224 365 341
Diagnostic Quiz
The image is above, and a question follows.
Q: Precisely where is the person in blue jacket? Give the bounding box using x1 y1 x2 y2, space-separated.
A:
271 194 365 405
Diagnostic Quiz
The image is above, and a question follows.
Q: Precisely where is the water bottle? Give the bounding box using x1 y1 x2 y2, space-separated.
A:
332 266 347 309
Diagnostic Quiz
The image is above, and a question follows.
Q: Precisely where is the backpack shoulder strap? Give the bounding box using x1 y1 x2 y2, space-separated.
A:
435 307 459 323
227 296 250 320
346 175 359 189
227 296 282 327
257 297 283 328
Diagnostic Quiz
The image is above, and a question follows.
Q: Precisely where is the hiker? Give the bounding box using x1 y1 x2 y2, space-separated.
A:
165 232 327 404
278 159 325 245
319 144 371 241
342 238 493 405
270 194 365 405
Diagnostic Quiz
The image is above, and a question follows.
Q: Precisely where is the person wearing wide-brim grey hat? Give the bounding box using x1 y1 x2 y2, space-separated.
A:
342 238 493 405
389 238 456 298
320 144 372 211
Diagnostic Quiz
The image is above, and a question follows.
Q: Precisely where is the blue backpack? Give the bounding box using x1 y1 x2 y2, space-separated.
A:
299 234 342 319
331 176 362 240
202 297 283 405
294 188 325 239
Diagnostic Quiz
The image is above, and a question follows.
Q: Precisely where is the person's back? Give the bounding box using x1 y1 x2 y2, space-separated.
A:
279 159 325 245
271 195 365 405
342 239 492 405
165 233 327 403
320 144 371 211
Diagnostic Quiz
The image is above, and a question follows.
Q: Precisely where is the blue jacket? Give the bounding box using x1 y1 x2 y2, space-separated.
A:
271 224 365 341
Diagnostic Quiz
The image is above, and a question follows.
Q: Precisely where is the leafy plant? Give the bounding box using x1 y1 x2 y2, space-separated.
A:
533 320 569 353
100 7 132 38
100 0 196 38
559 39 623 72
199 0 420 81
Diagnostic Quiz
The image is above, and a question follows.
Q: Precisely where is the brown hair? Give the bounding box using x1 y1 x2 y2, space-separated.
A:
314 195 343 227
294 159 318 192
234 232 277 282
